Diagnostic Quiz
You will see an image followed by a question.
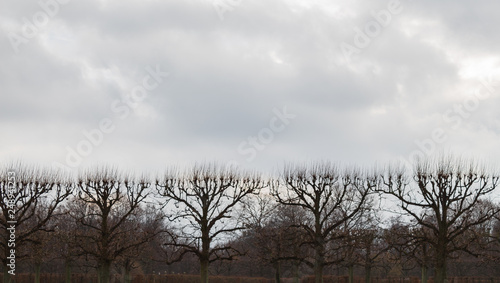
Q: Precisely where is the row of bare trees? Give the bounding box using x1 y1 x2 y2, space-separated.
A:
1 156 499 283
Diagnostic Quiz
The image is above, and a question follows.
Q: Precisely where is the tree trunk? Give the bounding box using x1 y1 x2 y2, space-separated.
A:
201 218 211 283
123 268 132 283
274 261 281 283
65 262 72 283
34 262 41 283
364 240 372 283
98 260 111 283
200 258 209 283
365 265 371 283
314 252 324 283
435 264 447 283
421 265 428 283
292 261 300 283
435 242 447 283
348 265 354 283
3 265 12 283
314 235 325 283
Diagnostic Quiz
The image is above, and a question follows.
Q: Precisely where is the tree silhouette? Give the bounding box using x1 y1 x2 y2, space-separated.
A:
156 163 266 283
271 162 374 283
381 156 499 283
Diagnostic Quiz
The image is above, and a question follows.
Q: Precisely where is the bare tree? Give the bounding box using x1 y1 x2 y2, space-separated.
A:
242 194 309 283
358 225 390 283
385 218 433 283
53 208 82 283
0 163 71 283
337 227 359 283
72 167 153 283
489 216 500 273
271 163 374 283
115 204 166 283
156 163 266 283
26 226 53 283
380 156 499 283
276 204 310 283
337 209 388 283
241 194 280 279
25 202 64 283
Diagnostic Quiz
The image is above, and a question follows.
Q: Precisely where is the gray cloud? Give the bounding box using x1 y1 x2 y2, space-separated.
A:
1 0 499 173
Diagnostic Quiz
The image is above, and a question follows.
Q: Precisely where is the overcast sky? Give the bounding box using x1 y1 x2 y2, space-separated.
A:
1 0 500 174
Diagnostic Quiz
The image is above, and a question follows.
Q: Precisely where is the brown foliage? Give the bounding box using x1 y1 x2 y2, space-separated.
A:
298 277 500 283
0 273 273 283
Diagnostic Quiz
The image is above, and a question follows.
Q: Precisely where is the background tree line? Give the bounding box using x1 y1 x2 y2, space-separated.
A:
1 156 500 283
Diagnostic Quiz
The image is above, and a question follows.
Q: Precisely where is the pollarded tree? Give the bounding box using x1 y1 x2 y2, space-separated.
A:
72 167 154 283
155 163 266 283
381 155 500 283
271 163 374 283
0 163 72 283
